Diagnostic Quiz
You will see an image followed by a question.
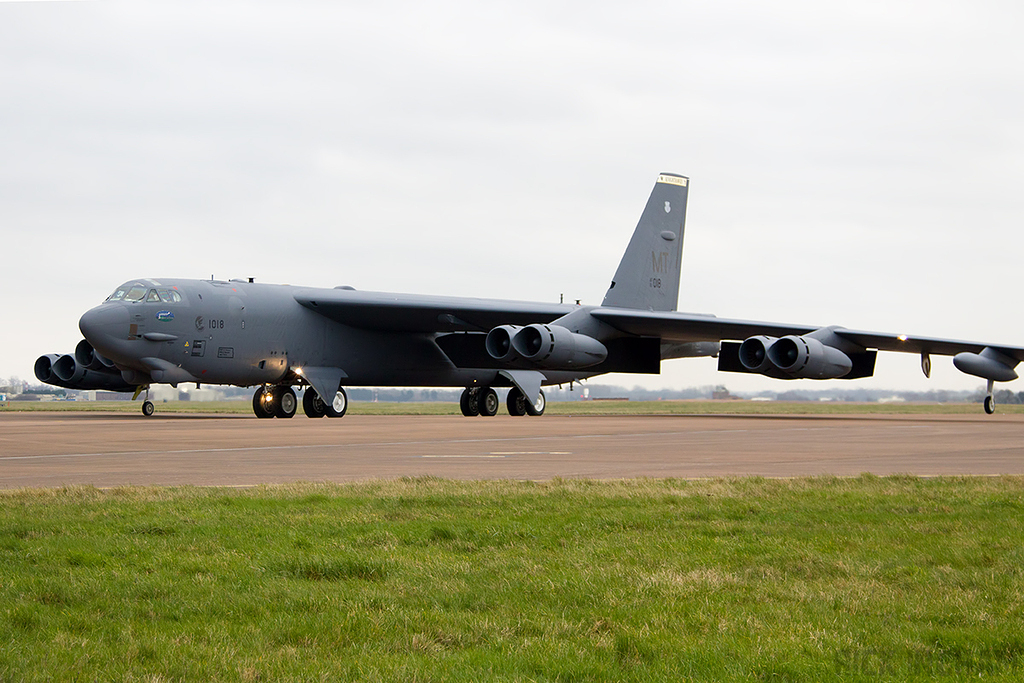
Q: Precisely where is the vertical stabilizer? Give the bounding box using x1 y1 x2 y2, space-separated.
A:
601 173 689 311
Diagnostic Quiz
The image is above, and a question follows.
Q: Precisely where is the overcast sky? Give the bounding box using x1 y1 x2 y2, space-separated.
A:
3 0 1023 394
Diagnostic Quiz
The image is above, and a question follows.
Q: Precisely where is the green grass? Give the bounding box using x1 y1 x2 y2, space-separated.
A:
2 477 1023 681
4 399 1021 415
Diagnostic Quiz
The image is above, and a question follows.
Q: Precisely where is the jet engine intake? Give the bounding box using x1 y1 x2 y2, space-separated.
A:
738 336 777 374
34 354 60 385
75 339 115 370
509 324 607 369
484 325 521 363
34 351 137 392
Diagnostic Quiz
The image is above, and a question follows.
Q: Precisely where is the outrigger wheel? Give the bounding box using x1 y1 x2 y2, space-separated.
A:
984 379 996 415
985 395 996 415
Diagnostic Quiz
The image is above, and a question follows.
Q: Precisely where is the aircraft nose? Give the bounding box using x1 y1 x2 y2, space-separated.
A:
79 304 128 348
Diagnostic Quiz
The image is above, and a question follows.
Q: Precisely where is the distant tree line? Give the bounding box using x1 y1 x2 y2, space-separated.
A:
11 377 1021 405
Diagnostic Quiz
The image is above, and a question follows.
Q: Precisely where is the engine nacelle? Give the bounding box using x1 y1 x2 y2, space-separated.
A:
34 354 60 384
509 324 608 369
738 336 778 374
484 325 522 363
75 339 115 370
767 335 854 379
34 352 137 391
736 334 854 379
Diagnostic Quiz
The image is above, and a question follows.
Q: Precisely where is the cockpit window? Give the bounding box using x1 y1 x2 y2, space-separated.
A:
106 282 185 304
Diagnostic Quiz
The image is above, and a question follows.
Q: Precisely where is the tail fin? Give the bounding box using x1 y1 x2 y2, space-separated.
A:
601 173 689 311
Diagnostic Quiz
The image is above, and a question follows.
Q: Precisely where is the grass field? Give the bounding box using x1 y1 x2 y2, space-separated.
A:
3 398 1021 416
2 477 1023 681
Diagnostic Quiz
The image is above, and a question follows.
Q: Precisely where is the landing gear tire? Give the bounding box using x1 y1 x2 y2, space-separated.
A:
985 395 996 415
460 388 480 417
302 388 327 418
252 386 276 418
141 400 155 417
478 388 499 416
506 387 528 416
325 386 348 418
274 386 297 418
525 389 546 417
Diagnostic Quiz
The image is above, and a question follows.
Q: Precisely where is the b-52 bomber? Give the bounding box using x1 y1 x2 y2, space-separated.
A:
36 173 1023 418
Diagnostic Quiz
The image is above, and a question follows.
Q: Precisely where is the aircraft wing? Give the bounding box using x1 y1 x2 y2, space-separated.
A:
591 308 1024 362
834 329 1024 362
293 288 573 333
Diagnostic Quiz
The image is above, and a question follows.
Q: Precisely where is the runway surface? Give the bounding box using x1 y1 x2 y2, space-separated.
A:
1 411 1023 489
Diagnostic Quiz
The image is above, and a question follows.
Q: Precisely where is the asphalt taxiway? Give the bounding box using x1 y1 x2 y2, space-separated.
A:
2 411 1023 489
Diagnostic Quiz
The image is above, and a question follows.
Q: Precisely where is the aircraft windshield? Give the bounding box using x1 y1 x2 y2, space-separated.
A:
124 286 148 302
106 283 183 304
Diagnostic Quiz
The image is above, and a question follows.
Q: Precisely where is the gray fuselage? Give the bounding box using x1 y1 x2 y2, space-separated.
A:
78 278 587 390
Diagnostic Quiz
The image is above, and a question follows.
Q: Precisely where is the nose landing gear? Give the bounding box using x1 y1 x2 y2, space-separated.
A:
133 384 155 417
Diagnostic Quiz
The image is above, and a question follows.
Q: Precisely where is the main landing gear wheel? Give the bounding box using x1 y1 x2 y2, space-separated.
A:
141 400 155 417
252 386 276 418
507 387 528 416
274 386 297 418
302 388 327 418
478 387 499 417
460 388 480 416
525 389 546 417
325 386 348 418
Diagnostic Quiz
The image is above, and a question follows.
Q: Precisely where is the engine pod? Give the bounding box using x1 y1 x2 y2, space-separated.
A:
511 324 608 369
768 335 853 379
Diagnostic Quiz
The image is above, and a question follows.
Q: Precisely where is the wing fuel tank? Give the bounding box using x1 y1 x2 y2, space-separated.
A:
953 348 1019 382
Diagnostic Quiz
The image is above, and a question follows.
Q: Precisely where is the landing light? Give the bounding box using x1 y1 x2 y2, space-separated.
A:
897 335 909 342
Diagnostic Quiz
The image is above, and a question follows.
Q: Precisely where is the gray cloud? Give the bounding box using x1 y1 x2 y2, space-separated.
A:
3 0 1023 392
